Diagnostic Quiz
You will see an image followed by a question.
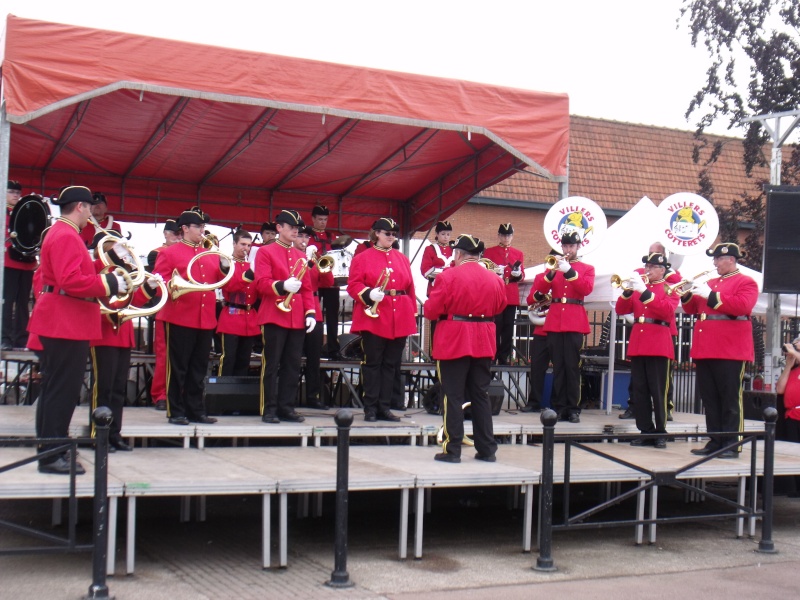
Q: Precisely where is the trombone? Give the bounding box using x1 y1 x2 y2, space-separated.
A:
666 269 717 296
610 273 649 292
365 268 392 319
276 257 309 312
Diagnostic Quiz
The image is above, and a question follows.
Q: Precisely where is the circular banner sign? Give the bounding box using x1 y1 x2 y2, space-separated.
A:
543 196 607 255
657 192 719 256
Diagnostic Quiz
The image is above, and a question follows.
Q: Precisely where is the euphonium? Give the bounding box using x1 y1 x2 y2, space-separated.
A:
666 269 717 295
610 273 649 291
276 257 309 312
364 268 392 319
168 249 235 300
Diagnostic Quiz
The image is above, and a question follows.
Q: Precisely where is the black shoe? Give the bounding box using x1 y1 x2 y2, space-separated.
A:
261 414 280 424
434 452 461 464
306 401 328 410
168 416 190 426
1 342 12 351
618 408 634 419
690 446 716 456
654 438 667 449
667 411 674 422
111 439 133 452
717 450 740 459
279 412 305 423
630 438 654 447
364 413 377 422
108 444 117 453
154 400 167 411
38 457 86 475
377 411 401 422
475 453 496 462
568 414 580 424
520 404 540 413
191 415 218 424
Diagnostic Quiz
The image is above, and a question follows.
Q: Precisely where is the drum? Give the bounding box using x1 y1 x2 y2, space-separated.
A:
8 194 51 263
327 247 353 286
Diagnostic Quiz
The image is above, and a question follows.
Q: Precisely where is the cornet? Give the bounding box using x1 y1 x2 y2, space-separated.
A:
610 273 649 292
365 268 392 319
666 269 717 295
276 257 309 312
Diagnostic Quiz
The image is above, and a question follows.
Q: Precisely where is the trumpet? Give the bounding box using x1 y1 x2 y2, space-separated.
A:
544 255 559 270
307 248 334 273
365 268 392 319
666 269 717 296
277 257 309 312
610 273 649 292
168 249 235 300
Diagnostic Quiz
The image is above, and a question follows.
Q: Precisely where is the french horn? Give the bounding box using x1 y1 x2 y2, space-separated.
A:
168 249 235 300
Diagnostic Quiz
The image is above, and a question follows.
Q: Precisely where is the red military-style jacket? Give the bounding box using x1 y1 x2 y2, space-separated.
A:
525 272 549 338
681 269 758 361
424 259 507 360
28 218 115 341
615 278 678 359
482 244 524 306
153 240 221 330
79 215 121 247
217 259 260 337
348 245 417 339
5 206 37 271
254 240 315 329
535 260 595 334
420 242 454 296
635 266 682 335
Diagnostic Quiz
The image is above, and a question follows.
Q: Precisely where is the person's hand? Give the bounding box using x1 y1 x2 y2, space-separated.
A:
114 268 133 295
283 277 301 293
784 343 799 366
305 316 316 333
493 264 505 276
145 273 165 292
630 272 647 293
369 288 385 303
511 267 522 278
691 282 712 299
219 256 231 271
557 257 571 273
111 243 133 262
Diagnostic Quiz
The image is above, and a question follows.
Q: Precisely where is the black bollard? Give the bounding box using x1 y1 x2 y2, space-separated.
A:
534 409 558 572
326 409 355 588
85 406 113 600
757 407 778 554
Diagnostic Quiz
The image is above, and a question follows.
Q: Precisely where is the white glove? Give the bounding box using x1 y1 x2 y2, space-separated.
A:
219 256 231 271
369 288 385 303
493 265 505 276
305 316 316 333
527 310 546 326
691 282 712 299
622 313 635 325
557 258 571 273
111 243 133 262
115 273 129 295
630 272 647 293
511 268 522 278
145 272 165 292
283 277 301 293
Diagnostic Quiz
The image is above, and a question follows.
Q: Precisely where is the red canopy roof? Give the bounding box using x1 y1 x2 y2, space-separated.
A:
1 15 569 236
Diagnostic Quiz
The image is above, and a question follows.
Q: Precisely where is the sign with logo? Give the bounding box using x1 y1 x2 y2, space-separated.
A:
543 196 607 255
657 192 718 255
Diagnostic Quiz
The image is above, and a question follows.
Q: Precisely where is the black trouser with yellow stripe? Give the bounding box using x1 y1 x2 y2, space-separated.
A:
90 346 131 440
438 356 497 459
165 323 214 420
260 324 304 417
630 355 670 436
696 359 746 452
360 331 405 417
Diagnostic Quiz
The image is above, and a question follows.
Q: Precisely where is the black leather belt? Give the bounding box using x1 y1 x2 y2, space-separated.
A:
385 290 406 296
700 314 750 321
223 301 253 311
41 285 94 302
636 317 670 327
451 315 493 322
554 297 584 305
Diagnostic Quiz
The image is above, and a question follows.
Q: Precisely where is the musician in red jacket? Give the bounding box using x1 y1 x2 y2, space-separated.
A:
78 192 121 247
681 243 758 458
296 225 335 409
255 210 316 423
3 180 37 350
153 207 223 426
482 223 524 365
524 272 552 413
615 253 679 448
309 205 345 359
424 234 507 463
534 231 595 423
347 217 417 422
29 186 131 474
420 220 454 354
217 230 259 376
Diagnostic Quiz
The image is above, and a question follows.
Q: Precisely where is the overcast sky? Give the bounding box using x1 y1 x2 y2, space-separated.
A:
2 0 739 136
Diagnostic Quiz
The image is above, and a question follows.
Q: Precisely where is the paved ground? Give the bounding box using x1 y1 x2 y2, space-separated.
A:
2 477 800 600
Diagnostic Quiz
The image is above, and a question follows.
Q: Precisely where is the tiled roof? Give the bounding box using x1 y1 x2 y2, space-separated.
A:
481 115 772 212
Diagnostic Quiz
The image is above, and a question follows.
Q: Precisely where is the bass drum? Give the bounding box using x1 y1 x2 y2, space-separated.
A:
8 194 51 263
327 247 353 286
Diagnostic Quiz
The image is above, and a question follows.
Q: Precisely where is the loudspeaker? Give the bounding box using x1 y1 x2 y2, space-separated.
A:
204 375 260 415
764 186 800 293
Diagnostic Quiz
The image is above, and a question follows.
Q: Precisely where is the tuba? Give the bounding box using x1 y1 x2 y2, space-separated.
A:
168 249 235 300
364 268 392 319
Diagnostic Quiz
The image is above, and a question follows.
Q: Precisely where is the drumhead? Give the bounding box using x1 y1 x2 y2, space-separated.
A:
9 194 51 260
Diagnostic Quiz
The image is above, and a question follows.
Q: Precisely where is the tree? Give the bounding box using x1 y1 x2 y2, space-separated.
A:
680 0 800 269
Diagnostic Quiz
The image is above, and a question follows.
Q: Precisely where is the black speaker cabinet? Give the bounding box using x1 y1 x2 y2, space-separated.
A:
204 375 260 415
764 186 800 293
